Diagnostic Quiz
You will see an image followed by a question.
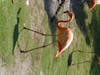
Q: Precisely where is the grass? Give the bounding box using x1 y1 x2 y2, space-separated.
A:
0 0 100 75
40 3 100 75
0 0 29 65
0 0 16 65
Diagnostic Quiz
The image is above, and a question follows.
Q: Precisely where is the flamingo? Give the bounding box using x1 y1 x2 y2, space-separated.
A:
20 11 74 59
54 11 74 58
90 0 100 10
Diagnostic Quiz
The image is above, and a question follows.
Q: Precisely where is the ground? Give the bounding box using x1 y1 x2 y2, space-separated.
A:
0 0 100 75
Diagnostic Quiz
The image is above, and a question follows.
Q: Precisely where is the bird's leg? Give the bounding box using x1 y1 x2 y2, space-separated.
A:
20 41 57 53
23 27 56 36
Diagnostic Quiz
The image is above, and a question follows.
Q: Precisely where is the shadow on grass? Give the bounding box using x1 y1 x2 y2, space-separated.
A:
89 7 100 75
71 0 91 46
43 0 57 42
71 1 100 74
12 8 21 55
51 0 66 21
70 1 100 74
43 0 66 42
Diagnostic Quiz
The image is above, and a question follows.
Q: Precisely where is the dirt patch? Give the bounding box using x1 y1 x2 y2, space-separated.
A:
0 0 45 75
0 52 33 75
0 0 71 75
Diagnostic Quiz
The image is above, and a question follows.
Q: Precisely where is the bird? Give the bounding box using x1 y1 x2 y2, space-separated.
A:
90 0 100 10
54 10 74 58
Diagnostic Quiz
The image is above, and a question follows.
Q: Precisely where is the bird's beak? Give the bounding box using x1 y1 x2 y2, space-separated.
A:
54 50 63 59
54 53 60 59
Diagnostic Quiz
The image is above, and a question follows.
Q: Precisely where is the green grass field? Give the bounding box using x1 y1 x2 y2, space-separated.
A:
0 0 30 66
0 0 100 75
